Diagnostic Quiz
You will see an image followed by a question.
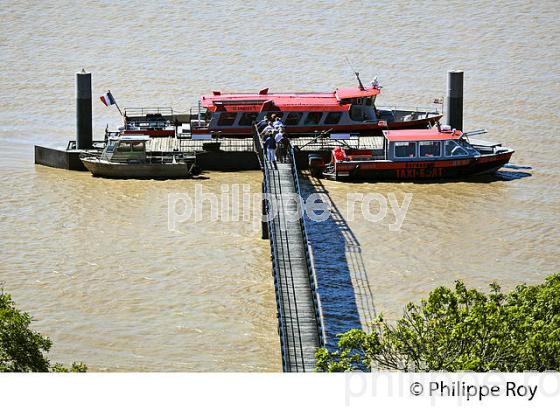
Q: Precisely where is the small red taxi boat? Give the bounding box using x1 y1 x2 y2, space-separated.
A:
310 127 514 181
191 81 442 137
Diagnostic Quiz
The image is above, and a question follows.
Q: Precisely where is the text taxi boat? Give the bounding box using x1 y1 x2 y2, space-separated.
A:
80 135 199 179
191 81 442 138
313 127 514 181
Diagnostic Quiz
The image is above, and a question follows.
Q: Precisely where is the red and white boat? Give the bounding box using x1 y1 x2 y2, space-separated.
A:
191 81 442 137
311 127 514 181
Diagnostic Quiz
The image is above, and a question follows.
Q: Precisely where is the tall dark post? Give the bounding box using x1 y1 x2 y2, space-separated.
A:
262 181 269 240
446 70 463 131
76 70 92 149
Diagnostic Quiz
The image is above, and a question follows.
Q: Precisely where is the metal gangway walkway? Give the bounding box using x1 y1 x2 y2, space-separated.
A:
253 127 326 372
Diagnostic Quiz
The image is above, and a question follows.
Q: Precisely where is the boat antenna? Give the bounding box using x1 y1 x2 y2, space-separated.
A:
344 56 365 91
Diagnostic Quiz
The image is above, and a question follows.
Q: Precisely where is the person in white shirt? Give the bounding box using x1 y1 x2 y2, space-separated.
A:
273 117 284 130
274 129 284 143
261 121 275 139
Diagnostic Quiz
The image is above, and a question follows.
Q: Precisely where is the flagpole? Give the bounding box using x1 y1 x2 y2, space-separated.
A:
108 89 123 117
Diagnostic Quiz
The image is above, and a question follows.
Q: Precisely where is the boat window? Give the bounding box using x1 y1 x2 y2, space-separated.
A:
238 112 258 126
394 142 417 158
117 142 132 152
304 112 323 125
350 105 364 121
445 140 468 157
131 141 145 152
324 112 342 125
217 112 237 126
419 141 441 157
284 112 303 125
106 140 117 153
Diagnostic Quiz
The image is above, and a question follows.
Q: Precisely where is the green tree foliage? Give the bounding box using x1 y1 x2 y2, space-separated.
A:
316 273 560 372
0 291 86 372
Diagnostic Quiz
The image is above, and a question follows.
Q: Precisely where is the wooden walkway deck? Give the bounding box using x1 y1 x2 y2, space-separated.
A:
266 160 321 371
254 128 326 372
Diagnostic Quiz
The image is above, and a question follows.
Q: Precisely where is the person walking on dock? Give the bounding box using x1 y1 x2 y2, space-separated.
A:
264 132 278 169
256 115 269 132
275 128 288 163
261 121 275 140
273 116 284 130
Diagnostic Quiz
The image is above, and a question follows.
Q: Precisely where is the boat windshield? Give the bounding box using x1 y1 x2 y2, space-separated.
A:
458 138 481 156
444 139 479 157
349 105 375 121
106 140 118 153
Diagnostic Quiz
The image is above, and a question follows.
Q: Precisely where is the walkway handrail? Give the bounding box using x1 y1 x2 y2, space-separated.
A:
123 107 174 117
252 129 264 169
254 125 326 371
288 145 328 347
254 126 293 371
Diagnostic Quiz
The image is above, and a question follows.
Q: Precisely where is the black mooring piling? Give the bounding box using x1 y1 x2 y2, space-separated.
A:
446 70 463 131
261 181 269 240
76 70 92 149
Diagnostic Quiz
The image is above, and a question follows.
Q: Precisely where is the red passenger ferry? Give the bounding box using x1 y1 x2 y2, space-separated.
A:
311 127 514 181
191 81 442 137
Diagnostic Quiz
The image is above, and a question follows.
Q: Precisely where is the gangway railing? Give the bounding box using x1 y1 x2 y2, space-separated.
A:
288 144 327 347
267 159 306 371
253 130 264 169
258 131 293 371
254 126 326 371
123 107 174 118
179 137 255 153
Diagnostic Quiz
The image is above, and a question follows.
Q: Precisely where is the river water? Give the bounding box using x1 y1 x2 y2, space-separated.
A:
0 1 558 371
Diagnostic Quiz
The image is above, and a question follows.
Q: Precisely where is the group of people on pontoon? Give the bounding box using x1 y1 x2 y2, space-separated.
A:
257 113 290 169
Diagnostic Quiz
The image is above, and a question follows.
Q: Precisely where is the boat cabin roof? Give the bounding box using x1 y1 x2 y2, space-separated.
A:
334 87 380 100
383 128 463 142
110 135 151 142
200 85 380 112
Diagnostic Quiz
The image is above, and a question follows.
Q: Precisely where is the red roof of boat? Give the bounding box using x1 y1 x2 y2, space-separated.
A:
200 85 380 112
383 128 463 142
334 87 380 100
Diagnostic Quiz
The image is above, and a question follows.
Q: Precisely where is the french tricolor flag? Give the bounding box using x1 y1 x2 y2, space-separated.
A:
99 91 116 107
